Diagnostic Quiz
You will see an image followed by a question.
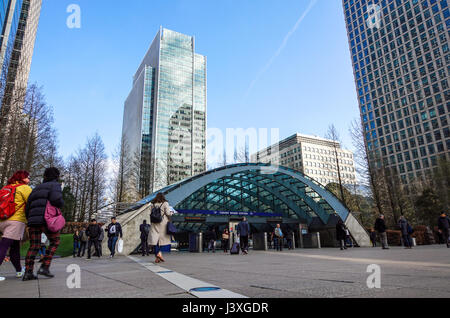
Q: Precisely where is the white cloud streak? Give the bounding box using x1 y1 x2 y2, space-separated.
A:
243 0 319 101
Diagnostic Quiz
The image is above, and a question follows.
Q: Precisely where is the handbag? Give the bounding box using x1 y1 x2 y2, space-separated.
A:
44 201 66 233
167 222 177 235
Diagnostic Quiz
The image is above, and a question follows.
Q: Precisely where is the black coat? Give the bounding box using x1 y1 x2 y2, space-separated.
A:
25 180 64 227
205 230 217 241
336 223 347 240
374 218 387 233
106 222 122 238
86 224 101 240
140 223 150 240
438 216 450 230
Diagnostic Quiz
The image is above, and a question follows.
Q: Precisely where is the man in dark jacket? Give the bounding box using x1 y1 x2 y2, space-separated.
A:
237 217 250 255
398 216 412 249
437 213 450 248
23 167 64 281
374 214 389 250
336 220 347 250
140 220 150 256
106 217 122 258
205 228 217 253
86 219 101 259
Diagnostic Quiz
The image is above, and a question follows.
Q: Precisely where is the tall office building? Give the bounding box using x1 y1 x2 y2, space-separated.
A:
343 0 449 185
122 27 207 195
0 0 41 179
251 133 357 187
0 0 41 102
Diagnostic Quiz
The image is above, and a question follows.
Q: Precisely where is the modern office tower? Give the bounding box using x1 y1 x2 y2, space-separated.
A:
0 0 41 180
122 27 207 195
342 0 449 185
251 133 357 187
0 0 41 100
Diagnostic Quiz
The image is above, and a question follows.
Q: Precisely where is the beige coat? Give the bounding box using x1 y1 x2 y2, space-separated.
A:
148 202 174 246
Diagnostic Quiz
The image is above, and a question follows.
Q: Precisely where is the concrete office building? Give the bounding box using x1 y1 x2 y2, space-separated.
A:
122 27 207 195
251 133 357 187
343 0 449 185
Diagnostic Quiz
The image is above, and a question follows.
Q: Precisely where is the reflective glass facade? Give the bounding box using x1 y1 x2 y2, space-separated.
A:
123 28 207 196
343 0 450 184
0 0 23 72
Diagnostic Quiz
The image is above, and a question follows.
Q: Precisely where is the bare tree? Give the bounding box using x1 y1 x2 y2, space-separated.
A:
325 124 347 206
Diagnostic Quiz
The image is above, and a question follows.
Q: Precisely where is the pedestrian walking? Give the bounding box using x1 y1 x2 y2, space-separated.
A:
437 212 450 248
106 217 122 258
23 167 64 281
274 224 283 251
77 226 88 257
374 214 389 250
222 228 230 253
0 171 32 282
86 219 101 259
205 227 216 253
140 220 150 256
237 217 250 254
369 228 377 247
336 219 347 250
73 228 81 257
286 228 293 250
267 231 273 250
398 216 413 249
96 224 104 257
148 193 174 264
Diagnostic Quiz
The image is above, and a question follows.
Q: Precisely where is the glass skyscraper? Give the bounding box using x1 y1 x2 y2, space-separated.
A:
123 27 207 195
343 0 449 185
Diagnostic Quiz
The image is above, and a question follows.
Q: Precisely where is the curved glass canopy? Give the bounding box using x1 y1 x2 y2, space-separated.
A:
127 163 350 227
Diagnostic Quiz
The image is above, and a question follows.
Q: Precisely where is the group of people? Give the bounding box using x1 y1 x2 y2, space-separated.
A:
202 218 252 254
268 224 295 251
72 217 123 259
367 212 450 250
0 168 64 282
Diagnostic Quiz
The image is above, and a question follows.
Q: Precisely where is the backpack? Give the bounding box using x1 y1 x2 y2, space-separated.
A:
80 231 88 242
0 184 24 220
150 204 163 224
407 224 414 235
143 224 150 235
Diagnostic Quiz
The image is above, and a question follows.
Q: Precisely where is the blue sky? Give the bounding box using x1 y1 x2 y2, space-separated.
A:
29 0 359 162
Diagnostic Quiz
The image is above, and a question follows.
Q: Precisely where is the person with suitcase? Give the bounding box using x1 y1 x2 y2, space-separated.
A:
237 217 250 255
230 235 240 255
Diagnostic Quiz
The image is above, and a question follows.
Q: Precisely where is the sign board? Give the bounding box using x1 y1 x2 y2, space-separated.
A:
177 209 282 218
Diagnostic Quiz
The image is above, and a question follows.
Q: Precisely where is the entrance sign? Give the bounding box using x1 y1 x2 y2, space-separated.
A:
176 209 282 218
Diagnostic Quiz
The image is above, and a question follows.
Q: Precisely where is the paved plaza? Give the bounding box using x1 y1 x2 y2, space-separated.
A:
1 246 449 298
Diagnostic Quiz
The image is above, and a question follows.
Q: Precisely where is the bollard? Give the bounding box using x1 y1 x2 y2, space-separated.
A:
316 232 321 249
264 232 268 251
198 232 203 253
292 232 296 249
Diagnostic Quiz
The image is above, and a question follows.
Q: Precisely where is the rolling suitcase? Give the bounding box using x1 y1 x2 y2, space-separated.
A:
230 242 240 255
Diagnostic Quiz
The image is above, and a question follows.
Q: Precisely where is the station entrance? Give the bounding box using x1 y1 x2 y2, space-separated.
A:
169 210 306 252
